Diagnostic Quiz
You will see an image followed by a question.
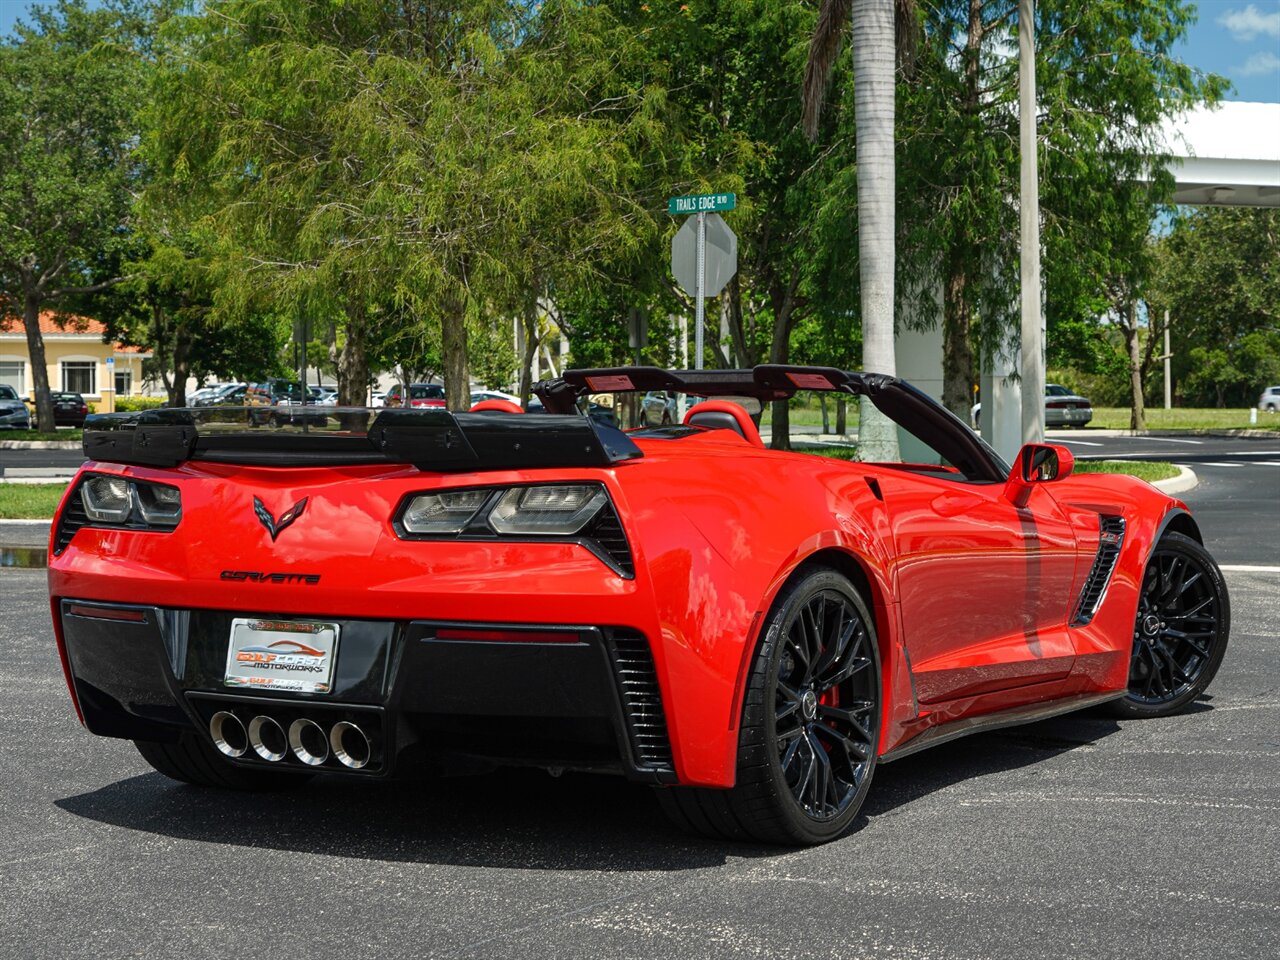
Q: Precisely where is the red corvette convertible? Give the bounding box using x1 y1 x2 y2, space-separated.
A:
47 365 1229 845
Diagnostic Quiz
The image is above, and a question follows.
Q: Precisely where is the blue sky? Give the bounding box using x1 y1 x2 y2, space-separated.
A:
0 0 1277 102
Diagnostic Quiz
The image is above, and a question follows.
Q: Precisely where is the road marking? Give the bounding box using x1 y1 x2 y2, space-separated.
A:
1135 436 1202 444
1219 565 1280 573
1052 438 1104 447
1197 461 1244 467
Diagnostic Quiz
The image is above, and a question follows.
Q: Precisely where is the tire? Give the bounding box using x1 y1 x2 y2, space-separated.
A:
1109 532 1230 719
657 567 881 845
135 733 312 791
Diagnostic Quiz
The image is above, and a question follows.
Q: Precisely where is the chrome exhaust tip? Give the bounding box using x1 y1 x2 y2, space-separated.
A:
288 718 329 766
329 721 372 770
248 715 287 762
210 711 248 758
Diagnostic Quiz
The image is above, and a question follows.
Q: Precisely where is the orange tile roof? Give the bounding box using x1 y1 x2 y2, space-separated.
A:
0 310 106 336
0 310 150 355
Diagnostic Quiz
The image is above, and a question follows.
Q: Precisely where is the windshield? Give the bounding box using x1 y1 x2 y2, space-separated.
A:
0 386 17 400
1045 384 1073 397
410 385 445 400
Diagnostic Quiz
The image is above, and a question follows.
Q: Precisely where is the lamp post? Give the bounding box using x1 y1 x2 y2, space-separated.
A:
1019 0 1045 445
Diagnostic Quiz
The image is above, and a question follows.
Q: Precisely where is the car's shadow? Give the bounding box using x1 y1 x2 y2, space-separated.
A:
55 712 1139 870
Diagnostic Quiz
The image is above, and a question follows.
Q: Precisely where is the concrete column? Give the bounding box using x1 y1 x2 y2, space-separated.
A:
981 329 1023 465
894 286 944 464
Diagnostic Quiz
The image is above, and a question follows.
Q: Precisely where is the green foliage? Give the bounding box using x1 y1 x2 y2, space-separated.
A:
0 0 160 425
114 396 168 412
0 483 68 519
1150 208 1280 407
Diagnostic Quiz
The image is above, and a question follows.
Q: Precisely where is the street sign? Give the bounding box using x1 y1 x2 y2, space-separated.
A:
667 192 736 216
671 213 737 298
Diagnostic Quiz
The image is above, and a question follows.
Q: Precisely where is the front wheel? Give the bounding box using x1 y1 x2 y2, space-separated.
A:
657 567 881 845
1110 532 1230 718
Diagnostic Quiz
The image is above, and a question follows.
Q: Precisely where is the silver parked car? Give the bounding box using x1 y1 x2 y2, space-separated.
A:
972 383 1093 428
1259 386 1280 413
0 384 32 430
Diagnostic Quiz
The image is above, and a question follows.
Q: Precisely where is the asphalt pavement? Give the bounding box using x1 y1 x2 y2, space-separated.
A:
2 448 1278 958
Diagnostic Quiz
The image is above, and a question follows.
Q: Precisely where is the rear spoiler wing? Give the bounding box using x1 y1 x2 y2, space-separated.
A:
533 365 894 413
81 408 643 472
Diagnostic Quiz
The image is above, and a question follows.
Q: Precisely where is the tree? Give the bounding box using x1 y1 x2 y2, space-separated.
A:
1151 208 1280 407
145 0 667 409
891 0 1223 420
803 0 906 457
0 0 154 428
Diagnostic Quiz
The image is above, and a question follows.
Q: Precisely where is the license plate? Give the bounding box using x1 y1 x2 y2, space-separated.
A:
224 618 340 694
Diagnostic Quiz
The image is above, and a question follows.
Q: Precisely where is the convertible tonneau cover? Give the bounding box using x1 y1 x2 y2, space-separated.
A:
81 407 643 471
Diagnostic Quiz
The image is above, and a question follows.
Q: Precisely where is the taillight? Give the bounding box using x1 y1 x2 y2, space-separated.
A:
1046 401 1068 409
79 404 88 413
394 482 633 577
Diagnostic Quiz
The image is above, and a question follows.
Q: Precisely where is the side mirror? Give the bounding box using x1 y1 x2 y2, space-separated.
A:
1005 443 1075 508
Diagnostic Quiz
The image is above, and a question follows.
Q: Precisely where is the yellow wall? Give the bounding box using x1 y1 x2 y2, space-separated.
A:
0 336 148 401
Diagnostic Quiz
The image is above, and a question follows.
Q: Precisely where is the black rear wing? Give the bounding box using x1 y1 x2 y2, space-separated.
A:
533 365 894 412
82 407 643 472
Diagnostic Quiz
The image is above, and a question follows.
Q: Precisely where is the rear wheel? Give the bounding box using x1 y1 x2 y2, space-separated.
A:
657 567 881 845
1110 532 1230 718
135 733 311 791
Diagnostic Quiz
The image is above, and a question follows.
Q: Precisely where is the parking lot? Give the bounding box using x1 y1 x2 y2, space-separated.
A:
1 458 1277 960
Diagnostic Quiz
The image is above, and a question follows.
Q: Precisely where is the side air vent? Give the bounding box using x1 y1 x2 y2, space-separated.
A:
584 501 635 578
605 629 675 778
1071 515 1126 626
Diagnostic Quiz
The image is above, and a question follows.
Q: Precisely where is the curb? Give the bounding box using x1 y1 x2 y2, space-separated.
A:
1048 428 1278 439
0 440 81 450
1151 464 1198 496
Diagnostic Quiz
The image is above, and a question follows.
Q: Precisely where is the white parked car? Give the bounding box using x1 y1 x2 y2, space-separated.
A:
1259 386 1280 413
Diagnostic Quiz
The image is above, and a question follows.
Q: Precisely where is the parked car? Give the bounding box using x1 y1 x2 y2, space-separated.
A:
641 390 678 426
1258 386 1280 413
972 383 1093 429
384 383 447 409
192 383 247 407
470 388 522 408
55 363 1230 846
0 384 32 430
245 379 326 426
32 392 90 429
370 391 386 408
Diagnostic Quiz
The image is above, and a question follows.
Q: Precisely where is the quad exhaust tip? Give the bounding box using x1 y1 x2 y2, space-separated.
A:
209 711 248 758
248 715 288 762
288 718 330 766
330 721 372 770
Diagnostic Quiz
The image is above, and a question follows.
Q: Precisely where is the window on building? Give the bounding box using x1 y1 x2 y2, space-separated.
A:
114 369 132 396
61 361 96 396
0 360 24 396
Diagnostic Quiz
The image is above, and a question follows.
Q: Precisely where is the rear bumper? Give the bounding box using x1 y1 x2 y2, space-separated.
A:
55 599 677 783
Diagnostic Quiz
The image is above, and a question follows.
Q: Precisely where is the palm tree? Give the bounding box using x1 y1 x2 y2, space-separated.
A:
803 0 914 460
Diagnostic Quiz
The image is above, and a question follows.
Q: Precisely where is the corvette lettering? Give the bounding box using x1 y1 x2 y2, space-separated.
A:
220 571 321 584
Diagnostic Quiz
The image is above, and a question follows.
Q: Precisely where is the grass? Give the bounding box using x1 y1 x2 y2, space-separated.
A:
799 447 1181 483
0 483 68 519
1088 407 1279 431
0 429 82 443
1073 460 1180 482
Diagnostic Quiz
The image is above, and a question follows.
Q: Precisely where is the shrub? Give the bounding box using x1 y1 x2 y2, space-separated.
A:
114 396 169 412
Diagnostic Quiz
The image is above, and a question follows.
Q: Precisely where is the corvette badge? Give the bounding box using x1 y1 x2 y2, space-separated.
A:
253 496 309 541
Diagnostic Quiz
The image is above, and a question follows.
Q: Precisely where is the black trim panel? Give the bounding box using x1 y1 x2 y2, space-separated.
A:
879 690 1125 763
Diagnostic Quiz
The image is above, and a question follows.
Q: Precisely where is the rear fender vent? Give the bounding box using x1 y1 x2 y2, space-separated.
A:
584 501 634 578
53 480 88 555
1071 515 1126 627
605 629 675 779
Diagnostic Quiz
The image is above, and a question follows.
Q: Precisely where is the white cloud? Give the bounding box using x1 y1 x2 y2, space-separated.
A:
1218 4 1280 41
1238 50 1280 75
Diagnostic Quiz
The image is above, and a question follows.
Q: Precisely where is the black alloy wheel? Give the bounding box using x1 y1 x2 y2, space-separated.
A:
656 567 881 845
1112 531 1230 718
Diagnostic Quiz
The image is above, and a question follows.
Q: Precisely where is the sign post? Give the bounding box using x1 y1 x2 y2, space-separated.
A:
669 193 737 372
